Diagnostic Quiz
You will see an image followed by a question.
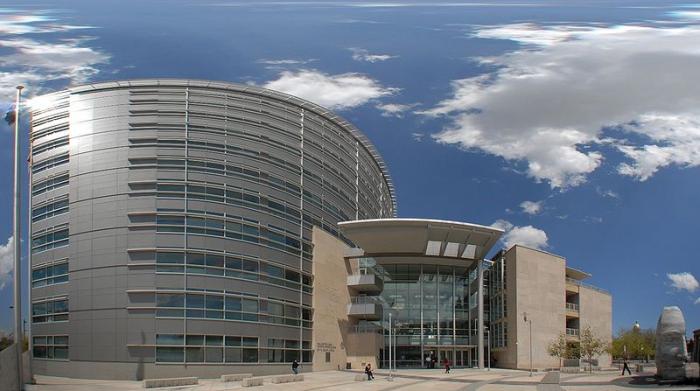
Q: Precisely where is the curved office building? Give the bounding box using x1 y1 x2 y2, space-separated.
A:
28 79 395 379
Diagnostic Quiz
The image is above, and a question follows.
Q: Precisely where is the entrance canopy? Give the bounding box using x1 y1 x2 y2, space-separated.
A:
339 218 503 261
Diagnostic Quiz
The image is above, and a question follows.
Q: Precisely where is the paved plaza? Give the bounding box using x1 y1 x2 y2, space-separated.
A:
24 368 699 391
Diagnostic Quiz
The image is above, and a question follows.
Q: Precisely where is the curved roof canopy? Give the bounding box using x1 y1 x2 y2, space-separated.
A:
339 218 503 261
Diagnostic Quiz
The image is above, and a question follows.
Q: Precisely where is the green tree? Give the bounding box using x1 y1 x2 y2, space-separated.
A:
547 333 568 369
610 327 655 360
579 325 608 372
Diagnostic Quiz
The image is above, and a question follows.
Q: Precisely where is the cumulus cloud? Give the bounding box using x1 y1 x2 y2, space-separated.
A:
519 200 542 215
491 219 549 250
350 47 397 63
263 69 398 110
0 11 109 101
420 23 700 188
376 102 418 118
667 272 699 293
0 236 13 290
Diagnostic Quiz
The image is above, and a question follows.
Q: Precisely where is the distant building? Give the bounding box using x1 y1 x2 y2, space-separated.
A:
488 246 612 369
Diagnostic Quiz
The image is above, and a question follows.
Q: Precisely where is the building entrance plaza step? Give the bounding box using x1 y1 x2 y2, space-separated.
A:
22 369 692 391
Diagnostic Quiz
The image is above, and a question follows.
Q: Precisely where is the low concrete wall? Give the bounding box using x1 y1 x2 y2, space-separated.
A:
142 377 197 388
1 344 19 391
241 377 264 387
270 374 303 383
221 373 253 382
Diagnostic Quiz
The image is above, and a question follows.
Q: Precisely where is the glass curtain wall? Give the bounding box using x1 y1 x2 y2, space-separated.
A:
379 263 480 368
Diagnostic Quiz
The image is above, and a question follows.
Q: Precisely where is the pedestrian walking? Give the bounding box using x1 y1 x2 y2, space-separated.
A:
444 358 451 374
621 359 631 375
365 363 374 380
292 359 299 375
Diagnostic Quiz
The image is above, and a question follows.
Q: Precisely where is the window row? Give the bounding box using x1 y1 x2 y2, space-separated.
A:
32 153 69 174
129 138 302 176
129 157 301 197
32 298 68 323
33 136 69 156
151 214 310 259
31 225 69 254
151 250 312 292
33 335 68 360
154 291 312 328
32 198 69 223
32 260 69 288
130 181 303 226
32 172 69 196
154 334 312 364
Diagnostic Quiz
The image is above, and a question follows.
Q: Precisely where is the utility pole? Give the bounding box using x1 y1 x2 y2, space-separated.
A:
13 85 25 390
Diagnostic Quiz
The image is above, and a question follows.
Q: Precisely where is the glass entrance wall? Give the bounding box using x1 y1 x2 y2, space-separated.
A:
378 263 481 368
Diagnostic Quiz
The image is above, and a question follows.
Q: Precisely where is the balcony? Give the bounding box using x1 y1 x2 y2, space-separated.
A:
566 302 579 318
347 296 383 320
347 273 383 293
566 328 579 340
566 277 610 295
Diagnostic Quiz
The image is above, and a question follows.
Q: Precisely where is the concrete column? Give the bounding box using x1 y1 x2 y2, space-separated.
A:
477 260 484 369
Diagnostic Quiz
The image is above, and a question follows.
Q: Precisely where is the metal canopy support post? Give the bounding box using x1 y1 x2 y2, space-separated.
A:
388 312 393 381
477 259 484 369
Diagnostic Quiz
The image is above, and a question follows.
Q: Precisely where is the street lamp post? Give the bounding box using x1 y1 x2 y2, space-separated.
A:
486 328 491 371
13 85 25 391
523 312 532 376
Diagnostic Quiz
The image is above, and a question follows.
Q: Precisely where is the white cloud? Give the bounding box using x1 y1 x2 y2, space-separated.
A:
695 297 700 305
420 23 700 188
667 272 699 293
0 12 109 101
376 102 417 118
0 236 13 290
519 200 542 215
596 187 619 199
491 219 549 250
411 132 425 142
262 69 398 110
350 48 397 63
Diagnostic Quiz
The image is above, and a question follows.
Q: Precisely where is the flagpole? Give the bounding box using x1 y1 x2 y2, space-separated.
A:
13 85 25 390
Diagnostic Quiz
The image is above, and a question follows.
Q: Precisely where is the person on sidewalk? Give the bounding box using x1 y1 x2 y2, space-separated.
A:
365 363 375 380
621 359 631 375
292 359 300 375
444 358 451 374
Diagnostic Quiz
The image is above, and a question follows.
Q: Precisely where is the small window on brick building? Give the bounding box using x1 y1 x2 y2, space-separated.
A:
325 352 331 362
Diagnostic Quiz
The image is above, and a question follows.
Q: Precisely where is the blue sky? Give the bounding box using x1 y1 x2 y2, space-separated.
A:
0 0 699 336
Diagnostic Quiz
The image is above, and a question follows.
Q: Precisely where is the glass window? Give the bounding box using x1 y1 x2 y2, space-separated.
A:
186 294 205 308
205 295 224 310
225 348 242 362
242 299 258 313
186 347 204 362
156 334 184 345
157 252 184 264
157 293 184 308
242 349 258 362
225 296 241 311
186 335 205 345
